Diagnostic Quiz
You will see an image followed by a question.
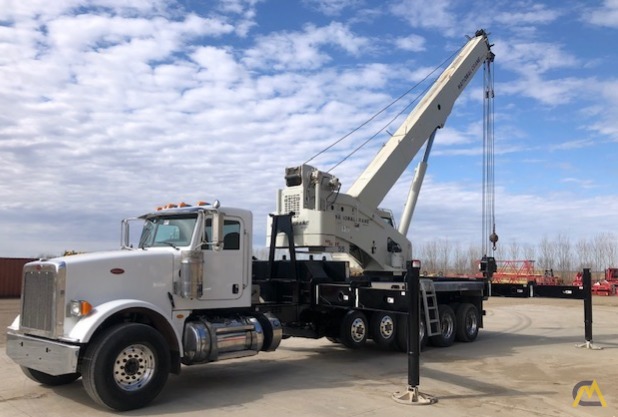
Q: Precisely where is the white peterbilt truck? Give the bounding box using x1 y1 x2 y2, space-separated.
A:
6 30 495 410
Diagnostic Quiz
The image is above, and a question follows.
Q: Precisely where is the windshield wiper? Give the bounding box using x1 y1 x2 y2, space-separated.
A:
160 241 179 250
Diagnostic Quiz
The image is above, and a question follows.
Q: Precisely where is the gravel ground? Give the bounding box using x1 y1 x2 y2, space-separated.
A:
0 296 616 416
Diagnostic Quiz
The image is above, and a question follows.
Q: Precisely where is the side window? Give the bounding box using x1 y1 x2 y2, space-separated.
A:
203 218 212 250
202 217 241 250
223 220 240 250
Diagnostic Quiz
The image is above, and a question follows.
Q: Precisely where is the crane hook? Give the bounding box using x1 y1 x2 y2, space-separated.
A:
489 225 499 251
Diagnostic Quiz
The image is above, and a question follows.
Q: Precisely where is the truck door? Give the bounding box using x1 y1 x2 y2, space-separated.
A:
200 216 246 301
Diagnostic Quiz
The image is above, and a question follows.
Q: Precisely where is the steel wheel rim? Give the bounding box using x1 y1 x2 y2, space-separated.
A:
465 311 478 336
442 315 454 339
379 316 394 338
350 318 366 343
113 344 156 391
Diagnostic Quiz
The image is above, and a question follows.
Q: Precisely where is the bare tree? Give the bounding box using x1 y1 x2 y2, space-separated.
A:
537 235 556 273
419 241 439 275
592 233 618 273
508 240 521 260
451 242 468 274
467 243 482 275
437 238 451 275
554 233 572 281
523 244 536 264
575 237 593 271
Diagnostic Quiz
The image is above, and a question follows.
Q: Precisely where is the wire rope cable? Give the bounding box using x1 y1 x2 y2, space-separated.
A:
303 46 464 170
482 59 497 254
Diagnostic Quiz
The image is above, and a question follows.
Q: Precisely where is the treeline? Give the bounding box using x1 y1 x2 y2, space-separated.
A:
254 232 618 281
416 232 617 280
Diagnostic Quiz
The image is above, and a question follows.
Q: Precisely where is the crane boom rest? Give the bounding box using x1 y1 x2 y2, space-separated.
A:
273 30 494 276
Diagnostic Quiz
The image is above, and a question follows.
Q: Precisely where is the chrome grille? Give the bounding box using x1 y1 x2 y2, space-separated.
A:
21 268 57 335
19 262 66 339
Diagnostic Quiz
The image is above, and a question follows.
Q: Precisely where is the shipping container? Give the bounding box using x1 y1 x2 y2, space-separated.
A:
0 258 36 298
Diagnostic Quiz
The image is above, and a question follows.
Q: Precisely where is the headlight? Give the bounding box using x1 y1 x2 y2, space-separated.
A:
69 300 93 317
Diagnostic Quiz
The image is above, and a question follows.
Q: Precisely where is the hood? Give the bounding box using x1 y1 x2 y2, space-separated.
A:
54 248 177 308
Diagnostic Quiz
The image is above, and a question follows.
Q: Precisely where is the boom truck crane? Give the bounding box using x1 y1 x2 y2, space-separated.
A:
274 29 496 277
6 30 495 411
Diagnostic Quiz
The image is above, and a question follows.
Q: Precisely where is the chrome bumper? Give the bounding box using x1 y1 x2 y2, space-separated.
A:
6 331 80 376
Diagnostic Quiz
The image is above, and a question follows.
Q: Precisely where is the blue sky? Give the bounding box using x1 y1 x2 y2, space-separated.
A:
1 0 617 259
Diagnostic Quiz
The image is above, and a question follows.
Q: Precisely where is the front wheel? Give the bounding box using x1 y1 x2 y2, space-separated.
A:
21 367 80 386
81 323 170 411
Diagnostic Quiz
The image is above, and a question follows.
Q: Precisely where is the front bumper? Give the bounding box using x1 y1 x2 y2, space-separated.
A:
6 331 80 376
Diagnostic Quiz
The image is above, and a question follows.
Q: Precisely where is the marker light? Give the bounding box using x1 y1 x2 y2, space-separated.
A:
196 201 209 206
178 202 190 207
69 300 93 317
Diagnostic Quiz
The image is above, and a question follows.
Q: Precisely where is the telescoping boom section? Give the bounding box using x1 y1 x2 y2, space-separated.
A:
274 30 495 276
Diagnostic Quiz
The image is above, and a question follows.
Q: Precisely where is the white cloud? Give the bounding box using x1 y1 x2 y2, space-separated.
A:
390 0 456 32
501 74 587 106
584 0 618 28
243 22 370 71
191 46 246 84
493 3 562 26
303 0 363 16
0 0 617 261
394 34 426 52
495 40 579 75
549 138 595 151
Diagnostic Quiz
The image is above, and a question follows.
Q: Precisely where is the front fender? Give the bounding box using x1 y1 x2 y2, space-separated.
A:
68 299 181 348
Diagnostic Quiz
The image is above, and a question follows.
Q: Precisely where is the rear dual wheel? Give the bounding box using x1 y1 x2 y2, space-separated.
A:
430 304 456 347
370 312 397 347
394 314 427 352
340 310 368 349
455 303 480 342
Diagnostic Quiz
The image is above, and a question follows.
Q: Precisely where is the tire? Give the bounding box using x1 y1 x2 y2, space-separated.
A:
456 303 480 342
394 314 427 352
81 323 170 411
339 310 368 349
430 305 456 347
370 312 397 347
21 366 80 386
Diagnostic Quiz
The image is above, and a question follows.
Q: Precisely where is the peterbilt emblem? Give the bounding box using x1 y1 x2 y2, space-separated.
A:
110 268 125 275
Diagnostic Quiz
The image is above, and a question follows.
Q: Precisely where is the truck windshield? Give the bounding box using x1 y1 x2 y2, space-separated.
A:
138 215 197 248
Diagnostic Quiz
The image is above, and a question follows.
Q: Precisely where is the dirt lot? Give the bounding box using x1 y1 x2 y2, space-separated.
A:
0 296 616 417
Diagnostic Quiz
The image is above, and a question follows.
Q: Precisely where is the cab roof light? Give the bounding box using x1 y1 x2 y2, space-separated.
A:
197 201 209 206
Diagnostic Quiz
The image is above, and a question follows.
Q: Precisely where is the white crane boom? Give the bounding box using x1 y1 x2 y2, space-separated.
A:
272 30 494 276
347 30 494 210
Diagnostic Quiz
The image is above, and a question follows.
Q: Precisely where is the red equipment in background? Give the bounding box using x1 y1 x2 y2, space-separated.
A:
490 260 561 286
573 267 618 296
